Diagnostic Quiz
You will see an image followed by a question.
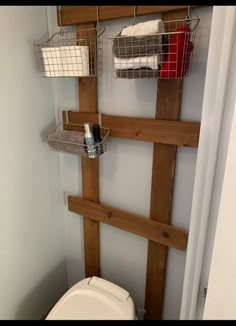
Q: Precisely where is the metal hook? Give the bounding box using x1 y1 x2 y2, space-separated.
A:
185 6 192 25
133 6 137 25
58 6 64 36
96 6 101 30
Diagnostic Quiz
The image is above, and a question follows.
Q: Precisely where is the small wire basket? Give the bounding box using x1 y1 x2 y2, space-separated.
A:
47 123 110 159
110 17 200 79
35 27 105 78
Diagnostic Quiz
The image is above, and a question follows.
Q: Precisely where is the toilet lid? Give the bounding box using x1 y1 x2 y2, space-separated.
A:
46 277 135 320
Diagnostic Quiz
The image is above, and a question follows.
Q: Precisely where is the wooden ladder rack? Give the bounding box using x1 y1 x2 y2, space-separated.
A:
60 6 201 320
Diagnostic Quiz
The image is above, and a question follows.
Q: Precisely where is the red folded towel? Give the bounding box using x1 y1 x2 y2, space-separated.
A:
160 26 194 78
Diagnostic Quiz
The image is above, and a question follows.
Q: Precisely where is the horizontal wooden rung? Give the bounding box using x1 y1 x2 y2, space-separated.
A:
63 111 200 147
68 196 188 251
59 6 201 26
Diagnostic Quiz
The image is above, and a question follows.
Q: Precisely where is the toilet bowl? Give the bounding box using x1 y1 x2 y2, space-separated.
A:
46 276 136 320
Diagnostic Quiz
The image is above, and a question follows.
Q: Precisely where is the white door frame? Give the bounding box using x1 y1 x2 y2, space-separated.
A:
180 6 236 320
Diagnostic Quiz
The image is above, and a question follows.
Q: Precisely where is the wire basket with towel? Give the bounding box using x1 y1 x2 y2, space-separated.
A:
110 17 200 79
34 27 105 78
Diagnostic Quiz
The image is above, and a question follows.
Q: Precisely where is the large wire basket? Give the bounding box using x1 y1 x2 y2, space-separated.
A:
35 27 105 78
47 123 110 159
110 17 200 79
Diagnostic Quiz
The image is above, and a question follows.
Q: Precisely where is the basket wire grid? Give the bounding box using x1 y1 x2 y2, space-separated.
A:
47 123 110 158
111 17 200 79
35 27 105 78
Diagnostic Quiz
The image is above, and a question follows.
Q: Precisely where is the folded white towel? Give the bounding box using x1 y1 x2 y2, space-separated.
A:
41 45 90 77
43 68 63 77
121 19 165 37
60 46 90 77
42 47 63 77
114 54 160 70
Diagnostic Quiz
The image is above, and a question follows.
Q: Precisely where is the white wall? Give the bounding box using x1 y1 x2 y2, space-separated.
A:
203 17 236 319
0 6 67 319
47 6 212 319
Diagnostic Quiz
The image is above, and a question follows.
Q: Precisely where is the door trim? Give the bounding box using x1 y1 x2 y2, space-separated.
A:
180 5 236 320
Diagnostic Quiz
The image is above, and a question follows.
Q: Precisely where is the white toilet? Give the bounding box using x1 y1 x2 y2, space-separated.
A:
46 276 136 320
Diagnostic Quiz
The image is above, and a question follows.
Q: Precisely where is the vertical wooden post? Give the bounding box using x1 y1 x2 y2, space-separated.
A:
144 10 187 320
78 23 100 277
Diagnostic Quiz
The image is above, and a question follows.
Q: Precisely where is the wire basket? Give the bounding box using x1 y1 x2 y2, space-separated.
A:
35 27 105 78
47 123 110 158
110 17 200 79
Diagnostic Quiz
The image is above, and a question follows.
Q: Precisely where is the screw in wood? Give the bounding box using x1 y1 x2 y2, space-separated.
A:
163 231 169 238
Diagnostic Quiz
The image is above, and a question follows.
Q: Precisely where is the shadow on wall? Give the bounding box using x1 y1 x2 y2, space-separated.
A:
14 260 67 320
32 32 49 73
40 118 57 142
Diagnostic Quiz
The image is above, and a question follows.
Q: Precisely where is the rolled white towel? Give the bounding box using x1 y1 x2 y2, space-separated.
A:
114 54 160 70
121 19 165 37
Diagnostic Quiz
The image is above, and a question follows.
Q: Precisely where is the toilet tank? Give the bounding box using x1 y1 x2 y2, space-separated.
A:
46 277 136 320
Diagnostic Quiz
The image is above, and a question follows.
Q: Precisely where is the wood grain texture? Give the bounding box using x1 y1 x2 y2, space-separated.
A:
78 22 100 278
58 6 200 25
68 196 188 251
63 111 99 127
63 111 200 147
79 78 98 113
103 114 199 147
144 10 187 320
